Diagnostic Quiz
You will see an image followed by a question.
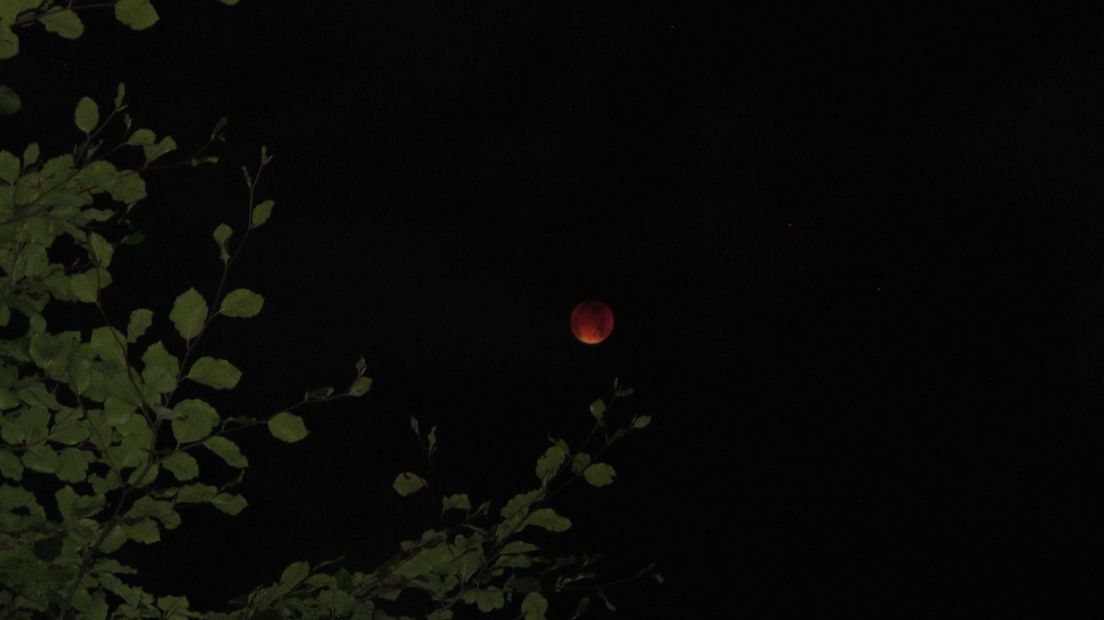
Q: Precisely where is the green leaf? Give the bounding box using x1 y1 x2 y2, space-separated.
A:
152 405 182 421
175 483 217 504
156 595 188 614
495 555 534 569
114 407 150 436
0 84 20 115
88 232 114 267
104 396 135 427
142 136 176 162
204 436 248 468
46 414 99 452
140 341 179 393
126 518 160 543
348 376 372 397
7 406 49 443
0 450 23 480
126 461 158 488
16 243 48 280
126 128 156 146
0 25 19 61
0 485 42 521
128 496 173 524
18 383 61 410
186 356 241 389
69 268 112 303
442 493 471 513
522 508 571 533
535 444 567 485
267 411 309 443
107 439 148 470
108 171 146 203
392 472 425 496
169 287 207 340
74 96 98 133
473 589 504 613
0 386 16 409
21 142 38 166
161 511 181 530
98 572 139 608
0 150 18 183
521 592 549 620
211 493 247 515
41 152 74 179
57 447 94 483
87 473 122 498
582 462 616 487
219 288 263 317
126 463 160 487
279 561 310 592
589 398 606 421
75 159 118 191
571 596 591 619
114 0 159 30
212 223 231 261
251 199 274 227
499 541 540 555
126 308 153 343
632 415 652 429
162 451 199 481
500 489 541 519
114 82 126 108
54 480 102 518
457 550 483 582
89 326 127 365
170 399 220 443
571 452 591 474
99 524 128 553
22 444 61 473
39 8 84 39
393 543 454 580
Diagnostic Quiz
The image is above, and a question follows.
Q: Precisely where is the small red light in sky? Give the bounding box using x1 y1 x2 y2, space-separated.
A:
570 300 614 345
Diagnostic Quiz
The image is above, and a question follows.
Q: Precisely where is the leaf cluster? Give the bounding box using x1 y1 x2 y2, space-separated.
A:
0 4 661 620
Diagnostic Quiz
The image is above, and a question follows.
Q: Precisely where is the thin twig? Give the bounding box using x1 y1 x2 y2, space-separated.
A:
163 151 270 410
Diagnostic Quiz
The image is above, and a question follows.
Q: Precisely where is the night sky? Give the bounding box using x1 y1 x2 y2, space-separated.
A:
5 2 1104 617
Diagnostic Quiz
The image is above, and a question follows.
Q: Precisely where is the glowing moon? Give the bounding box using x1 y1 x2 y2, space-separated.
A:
570 300 614 345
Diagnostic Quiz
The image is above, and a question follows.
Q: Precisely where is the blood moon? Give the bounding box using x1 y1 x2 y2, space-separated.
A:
570 300 614 345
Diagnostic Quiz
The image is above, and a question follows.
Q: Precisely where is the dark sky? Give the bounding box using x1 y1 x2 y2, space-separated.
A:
6 2 1104 617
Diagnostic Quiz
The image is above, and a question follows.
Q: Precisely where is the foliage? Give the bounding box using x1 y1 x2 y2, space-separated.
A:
0 2 661 619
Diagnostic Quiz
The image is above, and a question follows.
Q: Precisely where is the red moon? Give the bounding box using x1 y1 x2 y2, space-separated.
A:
570 300 614 345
